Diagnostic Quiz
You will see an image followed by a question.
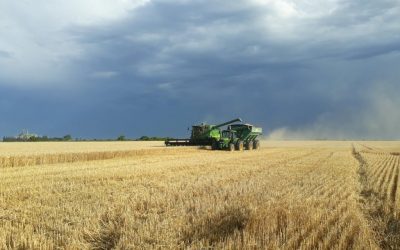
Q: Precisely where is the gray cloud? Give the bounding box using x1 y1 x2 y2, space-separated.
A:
267 80 400 140
0 0 400 138
0 50 11 58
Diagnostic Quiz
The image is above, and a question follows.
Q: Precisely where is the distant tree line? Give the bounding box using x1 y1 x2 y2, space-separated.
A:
135 136 173 141
72 136 171 141
114 135 173 141
2 134 172 142
3 135 72 142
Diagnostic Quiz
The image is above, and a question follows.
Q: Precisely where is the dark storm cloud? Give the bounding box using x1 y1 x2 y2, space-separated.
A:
1 0 400 139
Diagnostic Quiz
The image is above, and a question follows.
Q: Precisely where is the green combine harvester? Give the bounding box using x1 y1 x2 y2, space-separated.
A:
165 118 242 146
165 118 262 151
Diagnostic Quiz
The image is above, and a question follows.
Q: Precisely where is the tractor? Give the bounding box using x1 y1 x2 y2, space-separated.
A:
213 124 262 151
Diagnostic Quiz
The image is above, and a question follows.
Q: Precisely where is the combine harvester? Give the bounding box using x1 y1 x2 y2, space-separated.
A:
165 118 262 151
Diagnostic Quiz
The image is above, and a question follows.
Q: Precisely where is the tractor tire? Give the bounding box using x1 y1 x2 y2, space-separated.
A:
246 141 253 150
211 140 218 150
236 140 244 151
253 140 260 150
229 143 235 151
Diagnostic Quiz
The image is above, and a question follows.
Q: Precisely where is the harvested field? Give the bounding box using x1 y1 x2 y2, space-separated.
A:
1 141 400 249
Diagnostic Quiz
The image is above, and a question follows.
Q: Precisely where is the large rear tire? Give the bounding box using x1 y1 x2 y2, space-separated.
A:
253 140 260 150
211 140 218 150
236 140 244 151
229 143 235 151
246 141 253 150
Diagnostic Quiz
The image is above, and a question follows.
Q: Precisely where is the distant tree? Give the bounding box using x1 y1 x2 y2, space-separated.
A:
63 135 72 141
117 135 126 141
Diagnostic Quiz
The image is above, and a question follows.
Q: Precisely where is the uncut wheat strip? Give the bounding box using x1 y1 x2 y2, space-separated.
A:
0 147 193 168
0 141 164 156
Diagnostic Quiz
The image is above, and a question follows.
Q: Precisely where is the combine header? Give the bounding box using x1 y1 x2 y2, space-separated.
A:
165 118 263 151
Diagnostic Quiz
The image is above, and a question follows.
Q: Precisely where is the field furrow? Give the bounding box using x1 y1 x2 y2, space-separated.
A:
381 155 397 199
369 155 389 186
375 155 393 194
388 156 399 203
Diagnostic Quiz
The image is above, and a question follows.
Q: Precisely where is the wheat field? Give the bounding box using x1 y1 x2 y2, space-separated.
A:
0 141 400 249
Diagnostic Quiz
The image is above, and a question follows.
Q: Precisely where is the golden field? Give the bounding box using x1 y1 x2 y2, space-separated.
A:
0 141 400 249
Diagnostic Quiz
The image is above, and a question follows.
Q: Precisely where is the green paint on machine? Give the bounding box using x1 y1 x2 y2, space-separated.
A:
215 124 262 151
165 118 263 151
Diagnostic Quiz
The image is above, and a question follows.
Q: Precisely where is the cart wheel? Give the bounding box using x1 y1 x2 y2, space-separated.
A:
253 140 260 150
236 140 244 151
211 140 218 150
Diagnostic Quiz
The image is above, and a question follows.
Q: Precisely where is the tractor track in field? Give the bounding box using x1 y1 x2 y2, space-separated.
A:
352 144 400 249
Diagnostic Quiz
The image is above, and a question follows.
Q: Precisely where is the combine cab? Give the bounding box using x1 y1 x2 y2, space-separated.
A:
165 118 242 146
214 124 262 151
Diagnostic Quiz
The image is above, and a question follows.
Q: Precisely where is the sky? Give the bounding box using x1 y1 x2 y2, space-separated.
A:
0 0 400 139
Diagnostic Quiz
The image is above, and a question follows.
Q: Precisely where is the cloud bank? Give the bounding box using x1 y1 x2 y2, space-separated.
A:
0 0 399 139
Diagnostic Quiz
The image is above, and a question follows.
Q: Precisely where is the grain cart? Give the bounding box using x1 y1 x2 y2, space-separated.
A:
214 124 262 151
165 118 242 146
